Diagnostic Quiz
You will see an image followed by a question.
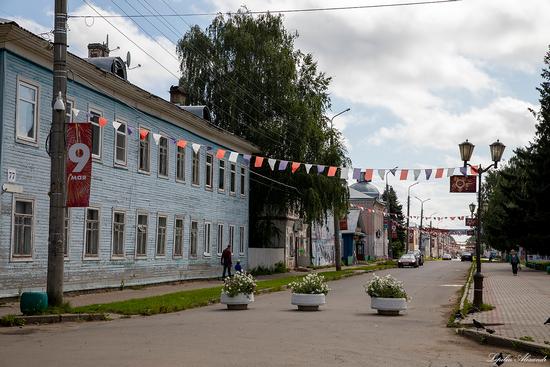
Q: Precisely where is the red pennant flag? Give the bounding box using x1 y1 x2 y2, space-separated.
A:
327 166 337 177
450 216 456 220
291 162 300 173
399 169 409 180
254 156 264 168
139 128 149 140
470 165 479 175
216 149 226 159
364 169 374 181
435 168 444 178
98 116 108 127
176 139 187 148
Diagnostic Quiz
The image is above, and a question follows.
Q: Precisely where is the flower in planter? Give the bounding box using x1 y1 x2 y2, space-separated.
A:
222 271 257 297
364 274 408 299
288 273 330 295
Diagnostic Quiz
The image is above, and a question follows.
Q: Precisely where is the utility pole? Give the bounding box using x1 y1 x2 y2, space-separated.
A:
47 0 68 306
415 196 430 255
384 167 397 258
406 182 418 253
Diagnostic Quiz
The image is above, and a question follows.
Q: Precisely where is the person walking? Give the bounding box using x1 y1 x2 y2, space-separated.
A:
510 249 520 276
221 245 232 279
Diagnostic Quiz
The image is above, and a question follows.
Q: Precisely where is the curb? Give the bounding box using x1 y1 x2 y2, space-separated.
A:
459 264 475 311
2 313 107 326
456 328 550 356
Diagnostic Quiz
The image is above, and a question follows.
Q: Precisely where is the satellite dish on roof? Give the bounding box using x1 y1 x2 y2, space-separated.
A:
126 51 131 67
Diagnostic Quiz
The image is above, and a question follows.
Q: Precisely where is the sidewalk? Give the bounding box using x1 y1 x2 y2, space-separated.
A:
461 262 550 345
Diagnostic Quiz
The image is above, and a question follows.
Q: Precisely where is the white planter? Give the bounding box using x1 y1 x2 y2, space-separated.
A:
370 297 407 315
220 293 254 310
291 293 326 311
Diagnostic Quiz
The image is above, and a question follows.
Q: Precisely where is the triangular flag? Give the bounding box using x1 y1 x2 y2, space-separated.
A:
278 160 289 170
192 143 201 154
216 149 226 159
399 169 409 180
98 116 108 127
305 164 312 174
291 162 300 173
435 168 444 179
447 168 456 177
229 152 239 163
378 169 386 180
152 133 161 145
470 165 479 175
459 167 467 176
72 108 80 120
390 168 397 176
425 169 433 180
268 159 276 171
127 126 133 135
364 169 374 181
327 166 337 177
177 139 187 148
317 165 325 174
170 137 176 144
450 216 456 220
413 169 421 181
340 167 349 179
243 154 251 163
353 168 361 180
112 121 122 130
139 128 149 140
254 156 264 168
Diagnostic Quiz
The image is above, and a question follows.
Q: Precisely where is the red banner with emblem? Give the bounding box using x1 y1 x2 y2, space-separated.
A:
66 123 93 207
450 175 477 193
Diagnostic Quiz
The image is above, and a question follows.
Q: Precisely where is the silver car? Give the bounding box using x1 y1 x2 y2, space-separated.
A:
398 254 419 268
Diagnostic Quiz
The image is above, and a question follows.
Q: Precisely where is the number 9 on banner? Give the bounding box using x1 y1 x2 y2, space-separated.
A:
68 143 90 173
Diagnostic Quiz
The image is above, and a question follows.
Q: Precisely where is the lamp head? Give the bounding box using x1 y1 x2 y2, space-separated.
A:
490 139 505 168
458 139 475 166
469 202 476 215
53 91 65 111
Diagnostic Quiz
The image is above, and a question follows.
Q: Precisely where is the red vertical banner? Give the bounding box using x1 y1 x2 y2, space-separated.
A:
66 123 93 207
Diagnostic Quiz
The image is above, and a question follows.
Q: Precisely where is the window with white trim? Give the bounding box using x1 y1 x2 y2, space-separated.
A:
190 220 198 257
204 222 211 255
89 109 103 159
218 160 225 191
112 211 125 257
217 224 224 255
174 217 184 257
136 213 148 257
114 121 127 166
192 150 200 185
229 225 235 250
85 208 100 257
65 99 74 125
230 163 236 194
205 154 213 189
239 226 245 254
156 215 167 256
64 208 70 258
176 146 185 182
16 80 39 144
12 199 33 257
139 128 150 173
240 167 246 196
158 136 168 177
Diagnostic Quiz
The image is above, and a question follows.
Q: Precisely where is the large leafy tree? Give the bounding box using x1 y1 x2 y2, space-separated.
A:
177 11 349 244
382 186 406 257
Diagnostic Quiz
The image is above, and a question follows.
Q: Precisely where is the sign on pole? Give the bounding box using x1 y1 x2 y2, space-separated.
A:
450 175 477 193
465 217 478 227
66 123 93 207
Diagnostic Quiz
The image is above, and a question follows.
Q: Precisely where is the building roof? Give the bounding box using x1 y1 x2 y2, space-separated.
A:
350 181 382 199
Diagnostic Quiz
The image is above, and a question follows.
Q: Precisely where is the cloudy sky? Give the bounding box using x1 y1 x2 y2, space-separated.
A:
3 0 549 239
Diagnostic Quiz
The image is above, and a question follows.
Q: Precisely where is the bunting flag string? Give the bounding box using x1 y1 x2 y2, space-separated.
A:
268 158 277 171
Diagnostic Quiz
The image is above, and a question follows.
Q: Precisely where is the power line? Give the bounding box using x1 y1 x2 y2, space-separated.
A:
69 0 461 18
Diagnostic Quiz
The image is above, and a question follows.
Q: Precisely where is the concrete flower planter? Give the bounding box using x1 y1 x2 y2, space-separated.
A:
220 293 254 310
371 297 407 316
291 293 326 311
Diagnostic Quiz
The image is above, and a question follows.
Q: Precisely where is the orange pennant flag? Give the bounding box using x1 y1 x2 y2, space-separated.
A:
470 165 479 175
399 169 409 180
254 156 264 168
364 169 374 181
291 162 300 173
216 149 226 159
435 168 444 178
176 139 187 148
327 166 337 177
98 116 108 127
139 128 149 140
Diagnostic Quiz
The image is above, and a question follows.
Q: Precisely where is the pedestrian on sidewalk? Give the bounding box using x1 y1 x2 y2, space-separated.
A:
510 249 520 275
234 260 242 273
221 245 233 279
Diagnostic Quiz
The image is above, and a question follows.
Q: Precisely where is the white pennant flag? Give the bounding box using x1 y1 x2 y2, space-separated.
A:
112 121 122 130
413 169 421 181
305 164 312 173
340 167 349 179
192 143 201 153
268 158 276 170
447 168 455 177
71 108 80 120
228 151 239 163
152 133 161 145
378 169 386 180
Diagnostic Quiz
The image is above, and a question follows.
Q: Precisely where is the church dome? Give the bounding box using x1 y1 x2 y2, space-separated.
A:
350 181 381 199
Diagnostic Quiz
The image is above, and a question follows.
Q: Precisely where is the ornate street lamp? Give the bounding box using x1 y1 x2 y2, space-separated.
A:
459 139 505 309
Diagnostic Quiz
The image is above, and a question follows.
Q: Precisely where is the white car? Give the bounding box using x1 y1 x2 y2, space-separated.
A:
442 253 452 260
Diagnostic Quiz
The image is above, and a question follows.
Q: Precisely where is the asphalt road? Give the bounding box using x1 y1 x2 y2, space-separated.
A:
0 261 519 367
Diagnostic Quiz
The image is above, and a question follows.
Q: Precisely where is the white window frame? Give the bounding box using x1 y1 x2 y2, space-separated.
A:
192 149 200 186
11 196 34 260
15 77 39 146
83 206 101 260
240 166 246 197
203 221 212 256
218 159 226 192
136 211 148 258
138 126 151 174
64 207 71 259
156 214 168 257
65 98 75 125
229 225 235 250
176 145 186 183
158 134 169 178
88 106 103 160
217 223 224 256
230 163 236 195
111 209 126 259
190 220 198 258
239 226 245 255
205 153 213 190
173 215 184 258
114 118 128 167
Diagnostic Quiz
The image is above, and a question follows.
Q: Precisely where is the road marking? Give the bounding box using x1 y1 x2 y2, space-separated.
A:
440 284 463 287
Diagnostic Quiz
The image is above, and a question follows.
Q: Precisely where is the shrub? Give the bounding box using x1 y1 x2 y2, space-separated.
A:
364 274 407 299
249 261 288 276
222 271 257 297
288 273 329 295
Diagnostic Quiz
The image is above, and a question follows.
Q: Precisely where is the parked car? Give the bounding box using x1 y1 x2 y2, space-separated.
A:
461 252 473 261
407 250 424 266
398 254 419 268
442 253 452 260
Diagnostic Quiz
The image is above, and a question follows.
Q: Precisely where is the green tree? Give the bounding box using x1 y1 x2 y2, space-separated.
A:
382 186 406 257
177 11 349 244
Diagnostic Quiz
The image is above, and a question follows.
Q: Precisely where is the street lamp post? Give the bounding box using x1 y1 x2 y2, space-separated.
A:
458 139 506 309
329 108 350 271
428 212 438 258
415 196 430 254
406 182 419 253
384 167 398 258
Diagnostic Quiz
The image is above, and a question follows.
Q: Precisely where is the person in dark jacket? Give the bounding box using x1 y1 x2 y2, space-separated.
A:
221 245 232 278
234 260 242 273
510 250 520 275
